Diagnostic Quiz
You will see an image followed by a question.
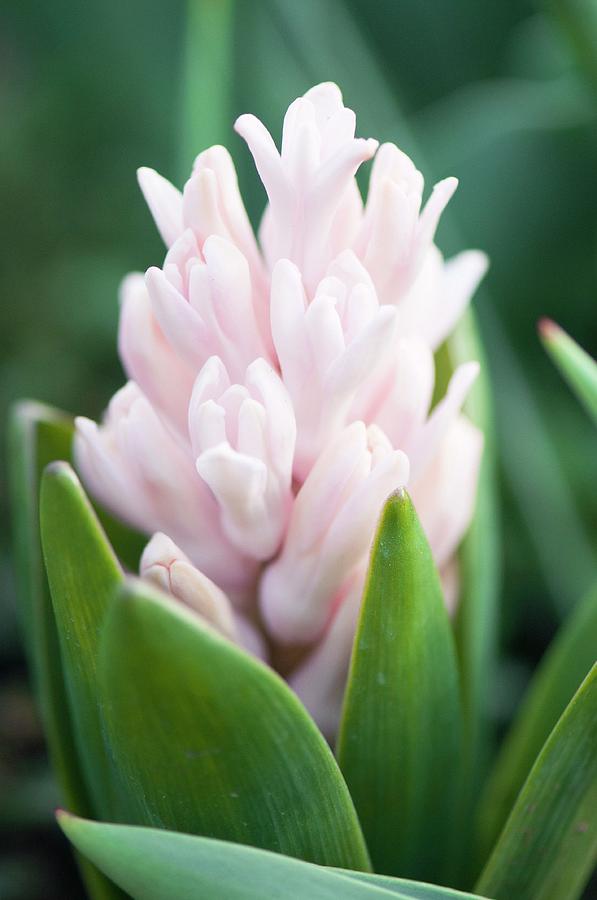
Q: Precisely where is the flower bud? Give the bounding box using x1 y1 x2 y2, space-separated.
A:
141 532 237 640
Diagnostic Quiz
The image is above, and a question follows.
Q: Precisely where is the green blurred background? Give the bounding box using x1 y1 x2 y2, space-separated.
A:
1 1 596 896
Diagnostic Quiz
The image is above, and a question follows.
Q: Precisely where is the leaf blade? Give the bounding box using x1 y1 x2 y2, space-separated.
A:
539 318 597 425
40 461 123 820
8 401 74 688
336 490 462 881
8 403 123 899
179 0 235 179
339 871 488 899
478 581 597 861
59 814 491 900
476 665 597 900
99 576 371 870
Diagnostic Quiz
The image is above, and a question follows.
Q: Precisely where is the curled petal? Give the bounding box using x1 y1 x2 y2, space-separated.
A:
408 361 480 477
137 167 183 247
145 264 207 370
355 338 435 449
260 422 409 644
411 414 483 569
145 230 272 380
356 143 459 302
237 83 377 286
289 578 363 739
193 145 262 261
395 247 488 350
190 358 296 560
117 274 195 436
74 382 256 596
432 249 488 349
234 113 292 237
416 177 458 256
271 255 398 481
141 532 236 639
141 533 267 658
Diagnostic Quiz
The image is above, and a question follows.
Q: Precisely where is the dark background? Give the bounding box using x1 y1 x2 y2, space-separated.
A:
1 1 596 896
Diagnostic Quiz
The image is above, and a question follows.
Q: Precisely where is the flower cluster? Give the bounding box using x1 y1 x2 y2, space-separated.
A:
75 83 485 735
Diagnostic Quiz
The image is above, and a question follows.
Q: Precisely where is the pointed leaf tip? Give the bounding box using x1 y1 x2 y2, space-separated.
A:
40 460 123 819
99 574 371 870
539 320 597 425
58 815 489 899
337 488 462 881
537 317 559 341
477 665 597 900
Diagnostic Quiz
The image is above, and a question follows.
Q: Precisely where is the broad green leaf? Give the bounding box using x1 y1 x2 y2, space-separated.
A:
337 490 462 881
94 504 147 575
539 318 597 425
40 461 123 821
9 405 123 899
58 814 491 900
98 576 371 870
478 581 597 862
340 871 488 899
476 665 597 900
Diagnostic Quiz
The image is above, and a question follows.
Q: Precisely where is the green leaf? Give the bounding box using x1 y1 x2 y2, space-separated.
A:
58 814 491 900
478 581 597 862
482 304 595 617
336 490 462 881
7 403 89 811
539 318 597 425
98 575 371 870
447 311 500 872
476 665 597 900
340 871 488 899
9 405 123 899
94 504 147 575
179 0 235 179
40 461 124 821
8 402 74 686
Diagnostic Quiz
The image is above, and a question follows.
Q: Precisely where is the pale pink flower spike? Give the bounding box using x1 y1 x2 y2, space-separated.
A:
75 82 486 736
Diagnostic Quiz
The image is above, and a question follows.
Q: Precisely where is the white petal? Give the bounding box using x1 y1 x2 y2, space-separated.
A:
429 249 488 349
141 532 236 639
193 145 264 282
137 167 183 247
234 113 292 233
260 424 409 644
145 266 207 369
411 415 483 569
117 274 194 435
409 361 480 477
289 579 363 739
417 176 458 251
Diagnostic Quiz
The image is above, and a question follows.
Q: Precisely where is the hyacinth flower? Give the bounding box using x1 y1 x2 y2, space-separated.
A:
10 81 597 900
73 82 484 731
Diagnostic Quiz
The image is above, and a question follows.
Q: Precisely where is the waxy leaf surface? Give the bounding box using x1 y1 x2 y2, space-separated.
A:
477 665 597 900
478 581 597 860
59 814 490 900
337 490 462 881
40 462 124 820
540 319 597 425
10 405 123 899
99 576 371 870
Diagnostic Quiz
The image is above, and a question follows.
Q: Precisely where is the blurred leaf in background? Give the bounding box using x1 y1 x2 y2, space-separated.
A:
1 0 596 896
